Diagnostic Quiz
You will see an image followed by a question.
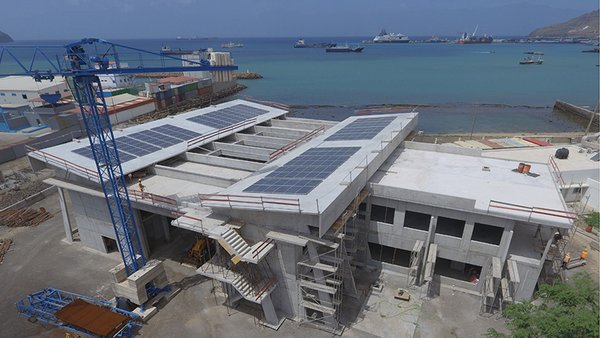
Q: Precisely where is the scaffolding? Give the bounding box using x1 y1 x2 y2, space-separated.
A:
296 190 368 334
406 240 424 288
480 257 502 315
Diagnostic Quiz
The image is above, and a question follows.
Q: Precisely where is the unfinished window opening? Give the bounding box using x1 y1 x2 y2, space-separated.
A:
404 211 431 231
471 223 503 245
102 236 118 253
371 204 394 224
434 257 482 283
368 242 410 267
435 216 465 238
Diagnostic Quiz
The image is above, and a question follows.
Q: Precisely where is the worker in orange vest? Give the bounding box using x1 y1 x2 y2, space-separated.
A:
581 247 588 260
562 252 571 269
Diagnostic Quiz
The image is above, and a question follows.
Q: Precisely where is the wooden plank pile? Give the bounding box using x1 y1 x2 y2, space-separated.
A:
0 239 12 265
0 207 52 227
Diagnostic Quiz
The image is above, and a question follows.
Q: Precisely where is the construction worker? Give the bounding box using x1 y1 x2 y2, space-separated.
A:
138 178 145 198
562 252 571 269
581 247 588 260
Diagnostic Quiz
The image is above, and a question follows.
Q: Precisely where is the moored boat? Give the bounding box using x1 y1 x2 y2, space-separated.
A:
456 25 493 44
326 44 364 53
519 56 543 65
294 39 336 48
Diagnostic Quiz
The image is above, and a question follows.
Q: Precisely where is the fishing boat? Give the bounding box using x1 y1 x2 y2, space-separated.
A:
373 29 410 43
326 44 364 53
519 56 543 65
221 42 244 48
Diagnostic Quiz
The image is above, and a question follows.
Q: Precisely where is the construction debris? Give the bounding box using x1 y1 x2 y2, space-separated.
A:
0 207 52 227
0 239 12 264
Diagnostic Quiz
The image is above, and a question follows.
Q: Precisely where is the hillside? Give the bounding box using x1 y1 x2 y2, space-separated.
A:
529 10 599 38
0 30 13 42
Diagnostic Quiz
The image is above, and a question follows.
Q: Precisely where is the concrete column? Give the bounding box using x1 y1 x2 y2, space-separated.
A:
499 225 515 262
57 187 74 243
160 215 172 242
460 222 475 251
133 209 151 259
261 294 279 326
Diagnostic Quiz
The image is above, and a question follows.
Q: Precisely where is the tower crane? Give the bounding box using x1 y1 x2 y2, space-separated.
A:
0 38 238 276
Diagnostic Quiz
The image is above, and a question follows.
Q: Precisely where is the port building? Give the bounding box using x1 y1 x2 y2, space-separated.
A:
28 99 575 331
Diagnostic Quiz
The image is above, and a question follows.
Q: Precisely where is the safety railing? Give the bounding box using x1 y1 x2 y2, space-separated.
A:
198 193 301 212
127 189 179 211
252 238 274 259
25 145 99 182
187 118 257 149
255 276 277 301
269 126 325 160
547 156 566 188
488 200 577 222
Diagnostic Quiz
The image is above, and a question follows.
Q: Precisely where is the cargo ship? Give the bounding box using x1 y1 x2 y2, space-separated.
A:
373 29 410 43
456 25 493 44
221 42 244 48
294 39 336 48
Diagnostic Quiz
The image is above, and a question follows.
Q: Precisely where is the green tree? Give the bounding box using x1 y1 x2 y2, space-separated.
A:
487 272 599 338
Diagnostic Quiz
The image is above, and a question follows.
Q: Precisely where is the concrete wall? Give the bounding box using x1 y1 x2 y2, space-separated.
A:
69 190 117 253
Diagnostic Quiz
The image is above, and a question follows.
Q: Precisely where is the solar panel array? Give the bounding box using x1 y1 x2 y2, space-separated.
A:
187 104 268 129
72 144 137 163
325 116 396 141
150 124 202 141
244 147 360 195
129 130 182 148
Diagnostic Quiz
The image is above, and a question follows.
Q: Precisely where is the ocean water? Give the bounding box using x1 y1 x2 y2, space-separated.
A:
1 37 598 132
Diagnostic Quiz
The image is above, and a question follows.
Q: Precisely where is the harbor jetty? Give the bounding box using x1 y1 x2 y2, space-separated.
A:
553 100 599 131
234 71 263 79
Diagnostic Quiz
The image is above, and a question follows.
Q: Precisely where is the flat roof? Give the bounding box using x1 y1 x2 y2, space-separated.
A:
205 113 417 214
483 144 599 174
371 147 572 228
0 76 65 91
28 99 287 178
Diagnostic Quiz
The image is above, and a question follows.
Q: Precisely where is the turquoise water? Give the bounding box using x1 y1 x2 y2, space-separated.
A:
1 37 598 132
226 37 598 107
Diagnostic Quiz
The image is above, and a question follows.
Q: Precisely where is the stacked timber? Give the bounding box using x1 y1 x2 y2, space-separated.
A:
0 207 52 227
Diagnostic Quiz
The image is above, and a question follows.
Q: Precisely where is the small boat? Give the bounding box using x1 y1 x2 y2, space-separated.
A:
524 51 544 55
221 42 243 48
326 44 364 53
294 39 336 48
425 36 449 43
582 48 600 53
519 56 543 65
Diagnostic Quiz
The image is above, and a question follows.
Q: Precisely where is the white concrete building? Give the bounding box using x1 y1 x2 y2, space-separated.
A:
28 100 575 332
0 76 69 106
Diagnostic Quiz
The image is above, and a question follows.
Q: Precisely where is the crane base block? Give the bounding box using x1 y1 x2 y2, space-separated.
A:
112 260 168 305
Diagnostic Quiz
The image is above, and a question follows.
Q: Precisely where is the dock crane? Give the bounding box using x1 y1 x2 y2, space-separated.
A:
0 39 237 333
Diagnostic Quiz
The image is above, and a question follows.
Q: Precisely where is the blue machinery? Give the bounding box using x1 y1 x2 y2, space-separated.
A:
1 39 237 333
16 288 141 337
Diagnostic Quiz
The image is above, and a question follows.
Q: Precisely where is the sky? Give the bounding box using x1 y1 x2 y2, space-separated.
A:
1 0 597 40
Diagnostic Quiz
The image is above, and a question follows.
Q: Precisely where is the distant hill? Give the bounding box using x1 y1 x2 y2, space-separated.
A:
0 30 13 42
529 10 599 38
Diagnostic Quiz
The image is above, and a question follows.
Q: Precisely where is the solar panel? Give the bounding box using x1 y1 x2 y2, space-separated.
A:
72 145 137 163
114 136 161 157
129 130 182 149
151 124 202 141
325 116 396 141
187 104 268 129
243 147 360 195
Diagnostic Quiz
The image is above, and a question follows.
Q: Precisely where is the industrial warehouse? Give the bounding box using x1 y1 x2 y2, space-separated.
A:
25 98 579 333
